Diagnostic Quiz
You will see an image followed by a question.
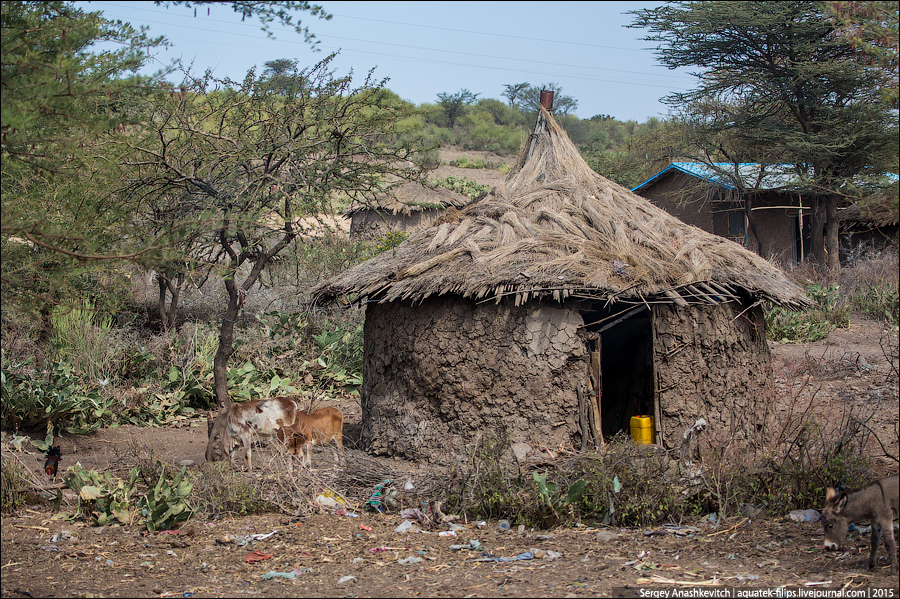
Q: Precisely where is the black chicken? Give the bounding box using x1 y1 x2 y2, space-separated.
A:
44 446 62 477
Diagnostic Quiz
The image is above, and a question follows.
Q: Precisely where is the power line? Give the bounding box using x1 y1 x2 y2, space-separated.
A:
97 12 693 90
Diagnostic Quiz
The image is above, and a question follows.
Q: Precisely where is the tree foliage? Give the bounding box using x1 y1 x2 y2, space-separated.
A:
629 0 899 270
119 54 429 415
436 89 480 129
1 1 332 314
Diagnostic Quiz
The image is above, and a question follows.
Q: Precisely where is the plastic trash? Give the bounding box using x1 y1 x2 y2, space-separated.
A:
438 530 456 537
398 556 423 565
244 550 273 563
788 509 821 523
395 520 420 533
399 507 427 522
260 570 303 580
449 540 483 551
337 575 356 584
498 520 510 532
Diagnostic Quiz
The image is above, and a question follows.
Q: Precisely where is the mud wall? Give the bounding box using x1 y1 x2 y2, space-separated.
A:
361 296 588 461
652 302 774 448
350 210 433 241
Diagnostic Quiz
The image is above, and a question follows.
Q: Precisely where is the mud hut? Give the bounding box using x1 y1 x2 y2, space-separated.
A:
345 181 471 241
312 105 810 462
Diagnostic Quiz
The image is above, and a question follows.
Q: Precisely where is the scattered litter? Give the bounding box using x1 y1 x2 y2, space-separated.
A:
40 545 62 552
404 478 415 490
534 534 553 541
449 522 467 532
395 520 420 534
595 530 620 542
260 569 304 580
316 495 336 509
337 575 357 584
805 581 833 587
244 550 274 563
366 480 398 513
359 525 372 532
788 509 820 523
498 520 510 532
369 545 405 553
468 551 534 563
438 531 456 538
737 574 760 582
476 521 487 528
530 548 561 560
167 550 178 557
398 556 423 565
449 540 483 552
399 507 427 522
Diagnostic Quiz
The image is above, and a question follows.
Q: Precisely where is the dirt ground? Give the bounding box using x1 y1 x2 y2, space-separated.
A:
2 316 898 598
2 153 898 597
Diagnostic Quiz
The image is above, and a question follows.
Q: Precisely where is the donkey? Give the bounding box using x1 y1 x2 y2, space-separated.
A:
821 474 899 574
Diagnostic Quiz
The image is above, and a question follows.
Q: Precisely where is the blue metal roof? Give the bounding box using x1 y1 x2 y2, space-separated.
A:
631 162 800 193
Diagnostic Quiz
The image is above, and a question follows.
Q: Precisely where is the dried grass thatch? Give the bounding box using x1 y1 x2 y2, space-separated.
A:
314 107 811 310
839 196 900 228
343 181 471 217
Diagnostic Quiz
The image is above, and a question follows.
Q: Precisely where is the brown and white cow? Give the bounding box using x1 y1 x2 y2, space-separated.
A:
224 397 299 471
277 407 343 467
822 474 899 574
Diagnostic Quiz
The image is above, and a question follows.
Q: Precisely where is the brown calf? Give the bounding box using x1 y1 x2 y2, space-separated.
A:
224 397 299 471
277 407 343 467
822 474 899 574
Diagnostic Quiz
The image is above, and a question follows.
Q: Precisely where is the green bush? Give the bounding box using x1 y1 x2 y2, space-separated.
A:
51 300 114 383
1 355 116 432
433 175 490 200
766 283 850 342
138 463 194 531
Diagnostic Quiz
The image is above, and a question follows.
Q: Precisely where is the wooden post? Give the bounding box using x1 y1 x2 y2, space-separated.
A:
590 338 603 446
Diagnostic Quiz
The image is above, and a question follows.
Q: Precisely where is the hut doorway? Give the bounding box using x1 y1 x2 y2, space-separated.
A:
582 304 655 443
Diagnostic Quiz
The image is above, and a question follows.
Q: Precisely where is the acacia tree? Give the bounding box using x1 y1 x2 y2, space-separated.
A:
118 55 429 460
1 1 330 317
436 89 479 128
630 1 898 271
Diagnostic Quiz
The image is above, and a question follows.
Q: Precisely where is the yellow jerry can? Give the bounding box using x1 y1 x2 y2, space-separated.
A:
630 415 655 444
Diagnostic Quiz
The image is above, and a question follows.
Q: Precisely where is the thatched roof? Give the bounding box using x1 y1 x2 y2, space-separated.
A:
313 107 811 311
343 181 471 217
839 196 899 228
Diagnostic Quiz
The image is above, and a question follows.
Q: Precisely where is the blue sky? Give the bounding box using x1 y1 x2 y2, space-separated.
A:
80 1 697 122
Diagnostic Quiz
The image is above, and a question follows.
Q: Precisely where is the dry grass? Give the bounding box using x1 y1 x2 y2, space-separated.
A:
313 107 810 311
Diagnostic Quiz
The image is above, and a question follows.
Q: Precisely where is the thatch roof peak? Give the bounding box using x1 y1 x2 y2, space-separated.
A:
313 107 810 310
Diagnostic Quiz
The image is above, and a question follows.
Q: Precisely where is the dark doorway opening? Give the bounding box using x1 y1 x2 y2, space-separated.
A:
581 303 655 442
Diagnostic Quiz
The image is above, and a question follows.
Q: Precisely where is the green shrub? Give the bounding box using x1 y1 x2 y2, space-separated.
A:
51 300 114 383
1 355 116 432
138 463 194 531
433 175 490 200
766 283 850 342
375 230 409 254
64 462 140 526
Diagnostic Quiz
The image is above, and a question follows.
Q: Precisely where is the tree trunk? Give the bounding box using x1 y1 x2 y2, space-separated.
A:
825 194 840 276
808 196 827 265
157 271 184 332
743 193 766 258
205 276 241 463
